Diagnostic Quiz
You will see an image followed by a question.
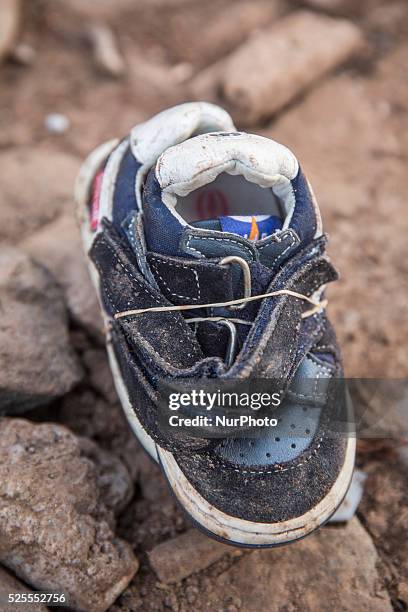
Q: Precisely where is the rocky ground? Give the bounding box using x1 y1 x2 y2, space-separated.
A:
0 0 407 611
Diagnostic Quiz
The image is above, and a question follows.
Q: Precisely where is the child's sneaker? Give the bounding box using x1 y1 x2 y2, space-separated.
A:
75 102 355 547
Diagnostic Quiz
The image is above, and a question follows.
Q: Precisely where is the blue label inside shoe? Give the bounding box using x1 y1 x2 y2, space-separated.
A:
219 215 282 240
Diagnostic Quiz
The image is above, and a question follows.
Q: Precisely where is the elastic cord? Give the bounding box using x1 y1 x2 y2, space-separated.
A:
114 290 327 321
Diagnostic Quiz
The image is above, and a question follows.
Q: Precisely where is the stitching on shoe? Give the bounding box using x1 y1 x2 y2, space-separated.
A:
92 256 118 312
272 233 297 265
311 344 336 354
96 240 208 372
100 239 163 306
257 232 296 257
186 234 254 259
286 390 326 400
215 432 325 476
150 259 201 301
183 240 205 258
305 354 333 399
215 355 331 476
306 354 332 375
257 233 283 250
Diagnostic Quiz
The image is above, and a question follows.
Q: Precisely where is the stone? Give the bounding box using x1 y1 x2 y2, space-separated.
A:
57 387 143 483
44 113 70 134
0 418 139 612
125 50 190 109
206 519 392 611
0 0 21 63
359 457 408 608
191 11 363 125
301 0 383 15
175 0 284 67
21 213 104 340
366 2 408 35
9 42 36 66
79 437 134 515
302 0 346 8
189 57 225 104
0 247 82 413
220 2 285 60
224 11 363 124
148 528 232 584
0 147 80 242
136 448 170 504
0 566 48 612
63 0 144 19
87 22 126 78
64 0 205 22
81 348 117 403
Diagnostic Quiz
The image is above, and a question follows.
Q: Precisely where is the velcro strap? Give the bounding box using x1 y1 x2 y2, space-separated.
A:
90 219 204 369
111 325 212 452
146 252 234 305
249 240 338 382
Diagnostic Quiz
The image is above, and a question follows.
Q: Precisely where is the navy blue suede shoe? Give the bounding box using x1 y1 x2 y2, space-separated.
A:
75 102 355 547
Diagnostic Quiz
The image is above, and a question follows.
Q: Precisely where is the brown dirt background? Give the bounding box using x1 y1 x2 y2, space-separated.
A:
1 0 408 610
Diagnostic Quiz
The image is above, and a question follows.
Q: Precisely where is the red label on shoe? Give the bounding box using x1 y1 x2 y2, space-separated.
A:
90 170 104 231
196 190 230 219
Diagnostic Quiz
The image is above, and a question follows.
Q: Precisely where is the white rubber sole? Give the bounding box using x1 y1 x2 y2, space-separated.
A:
76 150 356 548
159 435 355 546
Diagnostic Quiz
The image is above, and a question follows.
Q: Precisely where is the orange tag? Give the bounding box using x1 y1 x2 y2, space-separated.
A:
249 216 260 241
